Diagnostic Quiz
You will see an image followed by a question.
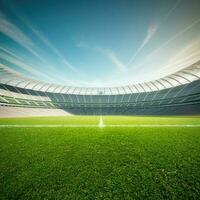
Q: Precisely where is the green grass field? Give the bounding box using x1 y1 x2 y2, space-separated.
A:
1 116 200 199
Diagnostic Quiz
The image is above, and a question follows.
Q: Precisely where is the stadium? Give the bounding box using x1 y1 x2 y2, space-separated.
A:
1 60 200 116
1 0 200 199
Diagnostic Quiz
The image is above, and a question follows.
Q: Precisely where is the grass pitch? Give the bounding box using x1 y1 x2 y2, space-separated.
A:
0 116 200 199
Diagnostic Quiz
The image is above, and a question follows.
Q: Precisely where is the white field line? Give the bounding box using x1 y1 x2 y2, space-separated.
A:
0 124 97 128
99 116 105 128
108 124 200 127
0 124 200 128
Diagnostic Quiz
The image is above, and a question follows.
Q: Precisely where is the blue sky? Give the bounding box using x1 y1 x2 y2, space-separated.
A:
0 0 200 87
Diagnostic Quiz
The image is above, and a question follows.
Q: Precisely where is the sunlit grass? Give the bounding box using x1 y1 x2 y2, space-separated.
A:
0 116 99 125
0 116 200 199
103 116 200 125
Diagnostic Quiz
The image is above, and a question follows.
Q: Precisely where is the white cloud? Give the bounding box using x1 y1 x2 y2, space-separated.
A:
147 18 200 61
23 24 77 72
106 51 127 72
160 0 182 25
98 48 127 72
4 5 78 72
0 12 50 65
0 10 80 85
0 50 52 80
0 46 78 85
0 13 33 46
140 25 158 48
157 38 200 76
128 0 182 67
0 11 77 73
127 24 158 66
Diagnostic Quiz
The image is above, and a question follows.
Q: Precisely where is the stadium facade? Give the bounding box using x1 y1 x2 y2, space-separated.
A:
0 61 200 116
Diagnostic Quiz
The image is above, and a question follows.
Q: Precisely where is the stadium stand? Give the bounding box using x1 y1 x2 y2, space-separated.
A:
0 107 71 118
0 61 200 116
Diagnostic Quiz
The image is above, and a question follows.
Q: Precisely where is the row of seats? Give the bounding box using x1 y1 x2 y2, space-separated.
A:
1 92 200 108
0 80 200 104
0 80 200 115
0 106 72 118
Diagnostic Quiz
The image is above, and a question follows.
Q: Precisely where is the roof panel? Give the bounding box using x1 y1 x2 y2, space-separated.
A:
0 60 199 95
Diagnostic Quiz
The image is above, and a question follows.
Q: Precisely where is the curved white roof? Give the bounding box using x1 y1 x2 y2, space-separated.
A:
0 60 200 95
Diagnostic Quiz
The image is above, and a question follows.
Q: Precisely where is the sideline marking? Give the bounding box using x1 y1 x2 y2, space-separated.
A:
0 124 97 128
0 124 200 128
108 124 200 127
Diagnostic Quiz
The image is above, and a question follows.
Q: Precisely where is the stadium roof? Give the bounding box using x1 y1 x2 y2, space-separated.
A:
0 61 200 95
